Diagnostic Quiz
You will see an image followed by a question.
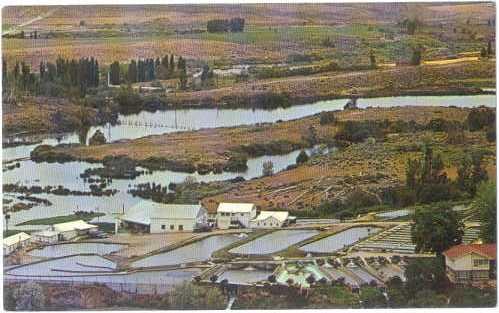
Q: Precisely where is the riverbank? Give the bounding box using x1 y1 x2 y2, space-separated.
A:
168 60 495 107
3 60 495 140
29 105 483 174
2 97 118 138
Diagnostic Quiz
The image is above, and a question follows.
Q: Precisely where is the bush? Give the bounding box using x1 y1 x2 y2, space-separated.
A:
467 107 495 131
319 111 337 125
296 150 309 164
334 120 384 143
88 130 106 145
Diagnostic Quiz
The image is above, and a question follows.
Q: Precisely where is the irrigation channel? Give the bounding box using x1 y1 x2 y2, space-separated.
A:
2 94 496 229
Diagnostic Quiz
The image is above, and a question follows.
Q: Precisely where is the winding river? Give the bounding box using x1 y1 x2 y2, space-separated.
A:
2 94 496 228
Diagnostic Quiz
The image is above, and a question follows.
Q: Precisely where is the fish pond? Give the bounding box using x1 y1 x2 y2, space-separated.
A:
299 226 383 254
229 229 319 255
131 234 243 268
29 242 126 258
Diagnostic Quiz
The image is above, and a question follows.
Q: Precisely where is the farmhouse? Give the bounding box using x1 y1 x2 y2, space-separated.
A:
120 200 208 233
443 243 496 285
3 232 31 255
250 211 290 228
216 202 257 229
50 220 98 241
32 230 59 244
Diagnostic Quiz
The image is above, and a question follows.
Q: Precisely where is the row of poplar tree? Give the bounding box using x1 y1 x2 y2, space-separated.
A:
3 53 190 99
3 57 100 98
108 55 187 87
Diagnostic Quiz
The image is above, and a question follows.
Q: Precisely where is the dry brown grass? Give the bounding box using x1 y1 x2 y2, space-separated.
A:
2 37 285 69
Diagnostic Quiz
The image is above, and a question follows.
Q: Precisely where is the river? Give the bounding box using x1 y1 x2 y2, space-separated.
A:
2 94 496 228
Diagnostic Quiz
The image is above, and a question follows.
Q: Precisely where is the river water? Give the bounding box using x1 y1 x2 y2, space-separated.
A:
2 94 496 228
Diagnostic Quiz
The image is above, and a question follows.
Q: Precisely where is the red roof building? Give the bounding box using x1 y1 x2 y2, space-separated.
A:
443 244 496 285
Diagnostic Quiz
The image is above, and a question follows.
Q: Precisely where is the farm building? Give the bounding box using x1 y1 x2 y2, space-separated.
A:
443 243 496 285
250 211 290 228
49 220 98 241
120 201 208 233
3 232 31 255
31 230 60 244
216 202 257 229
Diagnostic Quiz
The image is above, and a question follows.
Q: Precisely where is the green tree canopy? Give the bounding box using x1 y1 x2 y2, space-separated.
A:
474 181 496 243
411 204 464 254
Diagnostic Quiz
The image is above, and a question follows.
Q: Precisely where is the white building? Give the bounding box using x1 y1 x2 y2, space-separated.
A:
32 230 59 244
250 211 290 228
50 220 98 241
443 243 496 284
120 201 208 233
3 232 31 255
216 203 257 229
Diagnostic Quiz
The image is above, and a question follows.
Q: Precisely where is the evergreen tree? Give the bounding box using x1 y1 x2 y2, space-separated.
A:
109 61 121 85
127 60 138 83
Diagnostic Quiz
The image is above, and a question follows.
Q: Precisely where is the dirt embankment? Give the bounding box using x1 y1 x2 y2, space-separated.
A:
201 129 496 214
169 60 495 107
31 106 477 174
2 97 117 138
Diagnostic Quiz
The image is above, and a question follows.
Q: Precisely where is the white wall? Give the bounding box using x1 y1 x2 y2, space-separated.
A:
250 216 283 228
216 205 257 229
446 252 491 271
150 218 196 233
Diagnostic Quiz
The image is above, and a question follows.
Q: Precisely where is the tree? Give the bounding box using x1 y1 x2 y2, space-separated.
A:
200 64 210 85
407 289 447 308
487 40 493 55
369 50 376 68
109 61 120 85
360 286 386 308
12 282 46 310
405 158 419 189
448 287 497 308
474 181 496 243
405 257 448 295
88 130 107 145
411 204 464 255
4 213 10 234
306 275 316 286
127 60 138 83
296 150 309 164
262 160 274 176
481 47 488 58
410 48 422 66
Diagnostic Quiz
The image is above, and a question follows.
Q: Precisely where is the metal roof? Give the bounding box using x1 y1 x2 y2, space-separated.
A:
252 211 289 223
52 220 97 232
122 201 204 225
4 232 31 247
217 202 255 213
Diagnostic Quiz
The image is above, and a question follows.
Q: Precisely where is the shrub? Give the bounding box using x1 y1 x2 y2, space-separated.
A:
296 150 309 164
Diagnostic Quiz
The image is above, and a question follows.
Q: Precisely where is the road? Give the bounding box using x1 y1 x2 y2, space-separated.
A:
2 8 58 36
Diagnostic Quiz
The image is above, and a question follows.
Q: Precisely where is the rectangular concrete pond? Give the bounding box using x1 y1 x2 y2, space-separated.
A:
299 227 382 254
6 255 117 276
229 229 319 255
6 265 200 295
29 243 126 258
217 268 273 285
131 234 243 268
